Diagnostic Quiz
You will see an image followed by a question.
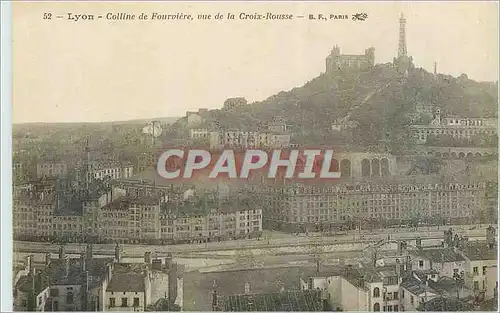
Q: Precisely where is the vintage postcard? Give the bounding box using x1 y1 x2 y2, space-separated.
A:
8 1 499 312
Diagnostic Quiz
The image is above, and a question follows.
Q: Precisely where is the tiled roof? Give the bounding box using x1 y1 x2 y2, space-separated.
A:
420 296 474 311
460 242 497 261
16 272 49 294
222 290 323 311
427 277 470 295
411 248 465 263
400 278 436 296
106 272 145 293
102 195 161 211
413 269 439 282
47 257 112 286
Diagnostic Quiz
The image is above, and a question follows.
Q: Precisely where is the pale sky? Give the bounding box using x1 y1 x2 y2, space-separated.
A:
12 1 499 123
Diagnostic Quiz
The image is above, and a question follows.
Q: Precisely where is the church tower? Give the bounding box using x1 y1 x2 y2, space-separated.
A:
398 13 407 58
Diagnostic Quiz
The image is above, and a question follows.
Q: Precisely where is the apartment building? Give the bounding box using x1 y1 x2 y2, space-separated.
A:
37 162 68 179
410 110 497 144
247 177 487 232
190 128 211 140
160 198 263 243
459 242 498 301
409 248 466 278
97 195 163 243
13 193 56 241
86 161 134 181
52 214 84 242
104 263 152 311
300 262 406 312
209 130 291 149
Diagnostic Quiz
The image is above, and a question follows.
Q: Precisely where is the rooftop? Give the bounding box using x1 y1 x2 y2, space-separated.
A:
411 248 465 263
419 296 474 311
427 276 471 296
47 257 113 286
400 277 436 296
460 242 498 261
106 272 146 293
16 273 49 294
222 289 323 311
102 195 162 211
412 269 439 282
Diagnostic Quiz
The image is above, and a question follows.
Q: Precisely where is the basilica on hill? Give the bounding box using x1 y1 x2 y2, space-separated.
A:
326 13 414 74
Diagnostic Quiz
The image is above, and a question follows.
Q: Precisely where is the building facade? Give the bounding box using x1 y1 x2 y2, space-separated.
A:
410 110 497 144
325 45 375 73
248 178 487 232
209 131 291 149
37 162 68 179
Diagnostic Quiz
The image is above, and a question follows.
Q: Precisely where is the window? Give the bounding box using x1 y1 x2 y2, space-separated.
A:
388 305 393 312
394 305 399 312
474 281 479 290
483 281 486 290
134 297 140 307
473 267 478 275
418 260 424 268
109 298 115 307
121 298 128 307
50 288 59 297
386 292 393 301
401 290 405 299
410 296 414 304
374 303 380 311
21 299 27 307
393 292 399 300
373 287 380 297
483 266 487 275
66 292 74 304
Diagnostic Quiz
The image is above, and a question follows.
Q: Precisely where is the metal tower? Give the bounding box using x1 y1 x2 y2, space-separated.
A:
398 13 407 58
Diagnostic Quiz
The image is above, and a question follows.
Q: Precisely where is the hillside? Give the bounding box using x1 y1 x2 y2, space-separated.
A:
177 64 498 153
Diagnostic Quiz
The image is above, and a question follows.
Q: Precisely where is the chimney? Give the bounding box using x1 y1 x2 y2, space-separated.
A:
58 245 65 260
244 282 251 294
396 259 401 277
81 271 90 311
45 253 51 266
416 237 422 249
80 253 86 272
316 260 321 273
358 276 365 288
487 226 496 246
25 255 33 273
114 244 122 263
64 256 70 277
346 264 353 278
165 252 173 270
405 256 412 274
86 243 94 259
144 251 152 264
106 263 113 282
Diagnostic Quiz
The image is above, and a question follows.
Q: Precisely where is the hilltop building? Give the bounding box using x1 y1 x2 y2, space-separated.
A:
410 109 498 144
326 45 375 73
